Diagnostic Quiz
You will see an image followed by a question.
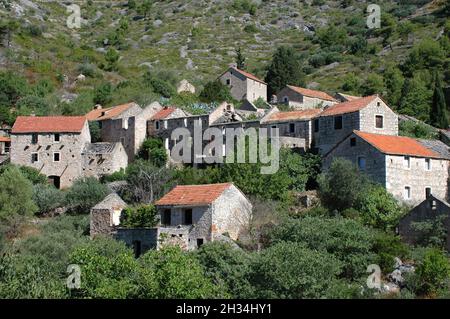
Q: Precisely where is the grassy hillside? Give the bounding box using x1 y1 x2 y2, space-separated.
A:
0 0 449 120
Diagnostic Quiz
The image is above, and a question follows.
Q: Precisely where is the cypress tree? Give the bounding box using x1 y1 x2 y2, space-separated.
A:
235 47 246 70
430 72 449 129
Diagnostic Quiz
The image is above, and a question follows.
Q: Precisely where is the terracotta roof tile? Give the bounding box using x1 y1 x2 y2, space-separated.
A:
12 116 86 134
287 85 336 102
0 136 10 142
151 107 177 120
320 95 378 117
155 183 233 206
86 102 136 121
267 109 322 122
355 131 441 158
231 67 266 84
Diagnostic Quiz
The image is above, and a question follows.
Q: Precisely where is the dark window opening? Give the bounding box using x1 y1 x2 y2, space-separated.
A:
162 209 171 226
375 115 383 128
184 209 193 225
53 153 60 162
425 187 431 198
155 121 160 130
54 133 60 142
133 240 142 258
226 79 231 85
197 238 204 247
31 153 38 163
32 134 38 144
48 176 60 189
334 116 343 130
350 138 356 147
314 119 319 132
289 123 295 133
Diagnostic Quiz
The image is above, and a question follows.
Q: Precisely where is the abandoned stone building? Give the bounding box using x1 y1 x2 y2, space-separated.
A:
147 106 191 137
10 116 127 188
90 193 127 238
334 92 361 103
260 108 323 151
276 85 337 109
313 95 399 154
154 183 252 250
86 101 162 162
218 66 267 103
0 136 10 155
323 130 449 204
398 194 450 251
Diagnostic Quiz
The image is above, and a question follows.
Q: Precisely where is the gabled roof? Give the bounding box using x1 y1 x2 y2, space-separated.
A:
86 102 137 121
320 95 378 117
0 136 10 142
92 193 127 210
225 67 266 84
155 183 233 206
11 116 86 134
266 109 322 123
354 131 442 159
151 107 177 120
286 85 336 102
335 92 361 102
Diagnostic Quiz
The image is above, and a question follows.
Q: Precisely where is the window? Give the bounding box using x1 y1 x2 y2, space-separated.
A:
31 133 38 144
425 158 431 171
314 119 319 132
162 209 171 225
350 137 356 147
196 238 204 248
163 120 168 129
375 115 383 128
226 79 231 85
377 101 381 107
155 121 160 130
184 209 193 225
334 116 343 130
404 186 411 200
133 241 142 258
289 123 295 133
53 152 60 162
358 156 366 170
54 134 60 142
425 187 432 198
404 156 411 169
283 96 289 103
31 153 38 163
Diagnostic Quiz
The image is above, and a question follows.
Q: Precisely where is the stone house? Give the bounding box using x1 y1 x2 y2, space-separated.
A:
218 66 267 103
0 136 10 155
81 142 128 178
10 116 91 189
86 102 162 162
154 183 252 250
323 130 449 204
260 108 322 151
147 106 191 137
276 85 337 109
314 95 398 154
398 195 450 251
334 92 361 103
90 193 127 238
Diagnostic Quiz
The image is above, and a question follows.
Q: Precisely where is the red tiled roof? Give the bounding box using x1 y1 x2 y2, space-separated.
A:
320 95 378 117
151 107 176 120
355 131 441 158
287 85 336 102
12 116 86 134
267 109 322 122
86 102 136 121
0 136 10 142
231 67 266 84
155 183 233 206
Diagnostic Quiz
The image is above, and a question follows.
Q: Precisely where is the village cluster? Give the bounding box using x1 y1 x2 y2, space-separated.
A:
1 65 449 254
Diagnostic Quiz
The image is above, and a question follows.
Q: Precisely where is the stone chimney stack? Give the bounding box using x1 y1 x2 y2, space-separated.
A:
95 104 102 110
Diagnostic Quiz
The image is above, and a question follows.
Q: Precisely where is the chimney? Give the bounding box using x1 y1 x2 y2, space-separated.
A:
95 104 102 110
229 62 237 69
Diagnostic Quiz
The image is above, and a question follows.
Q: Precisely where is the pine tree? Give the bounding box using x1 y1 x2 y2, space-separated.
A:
430 72 449 129
235 47 246 70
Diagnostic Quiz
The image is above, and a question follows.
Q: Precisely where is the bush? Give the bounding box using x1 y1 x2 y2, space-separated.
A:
199 80 233 103
33 184 65 215
137 138 167 167
372 232 410 273
414 248 450 296
120 204 158 228
399 120 437 139
65 177 109 214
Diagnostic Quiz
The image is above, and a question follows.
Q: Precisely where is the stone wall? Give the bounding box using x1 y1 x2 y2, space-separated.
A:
114 228 158 256
219 68 267 102
10 121 91 188
359 97 398 135
90 208 115 238
82 143 128 178
276 87 335 109
246 77 267 103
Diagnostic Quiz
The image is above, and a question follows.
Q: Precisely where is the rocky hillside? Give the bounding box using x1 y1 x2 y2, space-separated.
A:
0 0 448 115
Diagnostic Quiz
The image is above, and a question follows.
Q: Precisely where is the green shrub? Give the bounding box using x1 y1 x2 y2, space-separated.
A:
120 204 158 228
413 248 450 296
399 120 437 139
33 184 65 215
64 177 109 214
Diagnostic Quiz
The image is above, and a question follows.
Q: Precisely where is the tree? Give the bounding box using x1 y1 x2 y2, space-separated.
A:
0 166 37 221
429 72 449 129
199 80 233 103
361 73 384 96
104 48 120 71
137 138 168 166
93 82 113 105
120 204 158 228
235 47 246 70
64 177 109 214
33 184 65 215
89 121 101 143
264 46 305 97
383 66 404 107
414 248 450 296
411 215 448 249
402 39 446 77
248 241 343 298
398 74 432 122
